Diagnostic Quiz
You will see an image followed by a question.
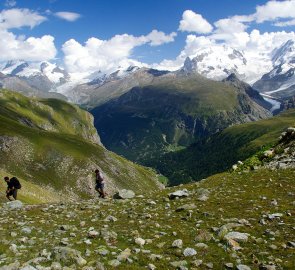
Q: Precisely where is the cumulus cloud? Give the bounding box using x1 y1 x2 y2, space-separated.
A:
0 8 56 62
0 8 46 30
179 10 213 33
62 30 177 73
146 30 177 46
0 30 57 61
254 0 295 23
54 11 81 22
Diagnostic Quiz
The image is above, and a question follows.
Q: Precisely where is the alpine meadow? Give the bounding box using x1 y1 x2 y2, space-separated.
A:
0 1 295 270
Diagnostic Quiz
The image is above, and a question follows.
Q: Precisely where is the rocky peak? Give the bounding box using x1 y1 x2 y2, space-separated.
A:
272 39 295 66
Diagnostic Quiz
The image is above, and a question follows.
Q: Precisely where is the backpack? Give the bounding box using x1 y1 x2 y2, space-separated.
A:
11 177 21 189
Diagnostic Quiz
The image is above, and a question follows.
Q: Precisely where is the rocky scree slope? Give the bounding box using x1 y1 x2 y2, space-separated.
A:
232 126 295 172
0 162 294 269
153 109 295 185
92 73 271 164
0 89 162 200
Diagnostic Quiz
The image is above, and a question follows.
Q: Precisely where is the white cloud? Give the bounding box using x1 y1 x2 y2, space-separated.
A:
0 30 57 61
146 30 177 46
5 0 17 7
273 19 295 27
0 8 46 30
54 11 81 22
254 0 295 23
179 10 213 34
62 30 177 73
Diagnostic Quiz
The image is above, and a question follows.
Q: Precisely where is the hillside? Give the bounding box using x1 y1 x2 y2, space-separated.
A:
92 73 271 164
0 89 162 201
154 109 295 185
0 166 294 269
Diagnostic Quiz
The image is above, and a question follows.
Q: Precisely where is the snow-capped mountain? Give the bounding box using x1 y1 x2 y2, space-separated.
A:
179 44 273 84
1 39 294 106
1 60 70 92
253 40 295 99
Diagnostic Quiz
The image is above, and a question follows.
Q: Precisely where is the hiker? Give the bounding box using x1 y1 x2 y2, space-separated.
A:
4 176 21 201
95 169 106 198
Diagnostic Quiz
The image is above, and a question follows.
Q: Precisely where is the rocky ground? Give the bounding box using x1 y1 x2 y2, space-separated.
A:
0 167 294 270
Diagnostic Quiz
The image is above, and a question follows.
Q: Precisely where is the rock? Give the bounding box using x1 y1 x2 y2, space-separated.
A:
236 265 251 270
224 232 249 242
21 227 32 234
117 248 131 262
108 259 121 267
0 261 20 270
134 237 145 246
287 241 295 248
168 189 189 200
105 215 118 222
53 247 87 266
192 260 203 267
259 265 276 270
225 263 234 268
183 248 197 257
170 261 187 268
176 204 196 212
198 194 209 201
115 189 135 199
172 239 183 248
20 267 37 270
3 200 23 210
195 243 208 249
227 239 241 250
148 264 156 270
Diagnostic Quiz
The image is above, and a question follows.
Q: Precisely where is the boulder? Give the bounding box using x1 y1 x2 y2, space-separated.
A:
3 200 23 210
115 189 135 199
224 232 249 242
168 189 189 200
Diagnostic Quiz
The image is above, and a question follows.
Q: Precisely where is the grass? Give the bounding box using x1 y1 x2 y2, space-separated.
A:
0 168 294 269
0 89 162 199
154 109 295 185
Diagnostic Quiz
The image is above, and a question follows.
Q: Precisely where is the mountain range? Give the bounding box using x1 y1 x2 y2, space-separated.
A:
1 39 295 108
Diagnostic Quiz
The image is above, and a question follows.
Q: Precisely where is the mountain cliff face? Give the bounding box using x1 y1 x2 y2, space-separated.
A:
92 73 271 163
0 89 162 199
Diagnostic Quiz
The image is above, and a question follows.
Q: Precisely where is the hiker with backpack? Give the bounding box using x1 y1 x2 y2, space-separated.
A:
3 176 21 201
95 169 106 198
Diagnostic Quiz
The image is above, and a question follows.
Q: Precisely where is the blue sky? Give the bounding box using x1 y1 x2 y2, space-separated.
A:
0 0 294 73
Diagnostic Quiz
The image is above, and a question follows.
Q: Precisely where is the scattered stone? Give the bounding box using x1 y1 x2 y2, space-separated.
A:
224 232 249 242
108 259 120 267
183 248 197 257
117 248 131 262
225 263 234 268
170 261 187 268
134 237 145 246
53 247 87 266
148 264 156 270
168 189 189 200
172 239 183 248
236 265 251 270
195 243 208 249
176 204 196 212
3 200 23 210
115 189 135 199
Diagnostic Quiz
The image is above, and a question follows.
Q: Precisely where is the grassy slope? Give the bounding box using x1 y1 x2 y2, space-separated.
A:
0 89 98 142
0 170 60 204
0 89 162 200
0 168 293 269
154 109 295 185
